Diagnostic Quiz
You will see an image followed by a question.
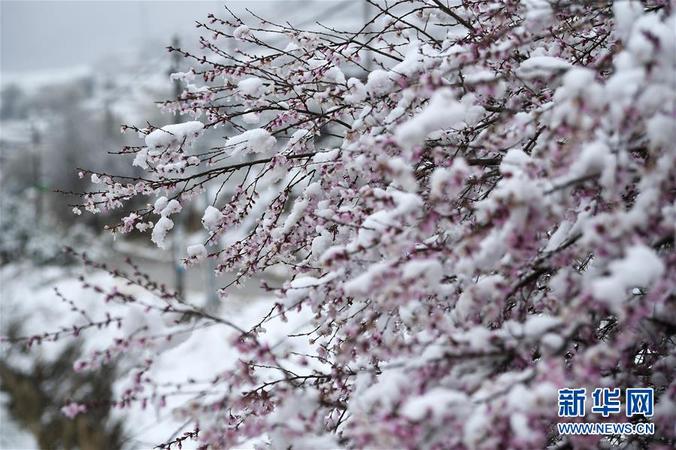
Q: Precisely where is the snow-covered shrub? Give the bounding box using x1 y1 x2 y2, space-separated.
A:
0 339 126 449
0 190 100 265
21 1 676 448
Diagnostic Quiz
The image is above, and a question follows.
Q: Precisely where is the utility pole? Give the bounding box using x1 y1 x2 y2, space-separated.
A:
203 191 219 310
30 123 43 226
170 35 186 299
363 1 373 73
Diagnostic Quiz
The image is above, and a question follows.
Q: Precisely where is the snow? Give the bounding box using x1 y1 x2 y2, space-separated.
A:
566 141 614 181
153 196 169 214
523 0 553 32
186 244 207 260
233 24 250 41
429 157 470 199
353 191 423 249
310 229 331 260
394 89 468 150
312 148 340 163
592 245 665 309
324 66 346 84
386 157 418 192
349 368 409 413
626 14 671 64
365 69 394 96
237 77 265 97
391 41 424 77
286 129 313 152
345 78 367 104
499 149 530 175
613 1 643 42
463 404 492 448
242 111 260 124
132 148 149 169
225 128 276 156
544 220 572 252
429 168 450 198
646 114 676 150
151 197 183 221
289 276 320 289
159 199 182 217
517 56 571 78
510 413 531 440
145 121 204 149
453 275 505 323
558 68 597 98
402 259 443 286
401 388 468 420
343 261 390 297
460 93 486 127
201 206 223 230
523 315 561 337
281 199 309 234
151 217 174 249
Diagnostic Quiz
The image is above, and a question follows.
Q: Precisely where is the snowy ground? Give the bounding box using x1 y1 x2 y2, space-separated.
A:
0 249 311 449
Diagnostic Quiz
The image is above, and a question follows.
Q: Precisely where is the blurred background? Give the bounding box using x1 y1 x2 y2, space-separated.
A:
0 1 365 448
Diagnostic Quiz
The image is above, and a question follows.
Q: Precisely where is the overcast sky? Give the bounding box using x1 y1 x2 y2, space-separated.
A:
1 0 358 74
